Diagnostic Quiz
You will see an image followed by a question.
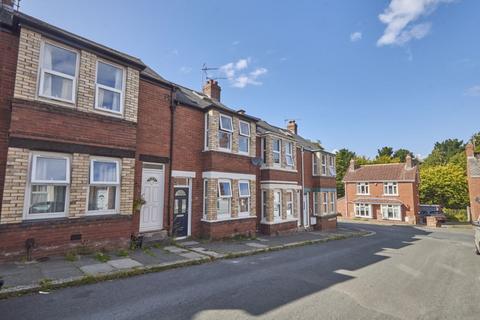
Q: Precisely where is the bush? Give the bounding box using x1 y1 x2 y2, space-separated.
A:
443 208 468 222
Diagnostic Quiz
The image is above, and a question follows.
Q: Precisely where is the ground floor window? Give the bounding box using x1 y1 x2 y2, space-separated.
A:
322 192 328 214
262 190 267 219
355 203 371 218
313 192 319 215
88 158 120 213
238 180 250 216
203 179 208 219
381 204 401 220
286 191 294 217
27 152 70 219
274 190 282 219
217 179 232 218
329 192 336 213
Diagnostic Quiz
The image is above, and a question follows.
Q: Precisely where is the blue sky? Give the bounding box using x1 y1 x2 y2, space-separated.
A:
20 0 480 158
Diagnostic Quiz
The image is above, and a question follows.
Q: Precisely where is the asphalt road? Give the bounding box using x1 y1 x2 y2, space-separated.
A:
1 223 479 320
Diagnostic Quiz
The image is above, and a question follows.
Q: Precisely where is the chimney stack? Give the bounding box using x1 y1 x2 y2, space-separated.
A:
405 154 413 169
286 120 298 135
203 79 221 101
466 143 475 157
348 159 358 172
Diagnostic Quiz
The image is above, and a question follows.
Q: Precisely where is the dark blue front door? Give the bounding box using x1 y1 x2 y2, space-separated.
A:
173 187 189 237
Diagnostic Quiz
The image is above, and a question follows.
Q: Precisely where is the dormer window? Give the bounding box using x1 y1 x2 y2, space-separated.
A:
218 114 233 151
239 120 250 154
39 42 78 103
95 61 124 114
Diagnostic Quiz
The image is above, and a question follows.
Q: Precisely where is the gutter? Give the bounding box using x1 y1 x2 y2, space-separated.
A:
166 87 177 236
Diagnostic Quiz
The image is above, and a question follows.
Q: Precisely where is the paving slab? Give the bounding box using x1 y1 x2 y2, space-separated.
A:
179 252 205 259
107 258 143 270
245 242 268 248
38 260 83 279
163 246 188 253
80 263 114 275
180 241 200 246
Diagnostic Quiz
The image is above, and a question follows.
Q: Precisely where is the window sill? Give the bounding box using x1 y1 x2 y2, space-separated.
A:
24 213 67 220
260 165 298 173
202 149 254 158
201 215 256 223
92 107 124 119
261 217 298 225
85 210 119 216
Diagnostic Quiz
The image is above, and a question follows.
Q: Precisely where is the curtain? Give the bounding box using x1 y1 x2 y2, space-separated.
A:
94 161 117 183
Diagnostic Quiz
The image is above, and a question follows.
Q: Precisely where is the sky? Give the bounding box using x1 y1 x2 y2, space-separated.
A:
19 0 480 158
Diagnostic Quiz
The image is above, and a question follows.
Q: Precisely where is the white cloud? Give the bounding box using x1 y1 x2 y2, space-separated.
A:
350 31 362 42
377 0 455 47
465 85 480 97
232 40 240 46
220 58 268 88
179 66 192 74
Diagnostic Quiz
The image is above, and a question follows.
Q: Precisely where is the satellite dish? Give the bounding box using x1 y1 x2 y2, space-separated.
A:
251 157 263 166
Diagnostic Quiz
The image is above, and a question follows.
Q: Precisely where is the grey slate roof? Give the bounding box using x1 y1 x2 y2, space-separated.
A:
468 156 480 177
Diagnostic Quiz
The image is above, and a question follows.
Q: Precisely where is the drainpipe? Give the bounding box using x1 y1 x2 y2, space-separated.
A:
301 146 305 226
167 87 177 236
344 181 348 218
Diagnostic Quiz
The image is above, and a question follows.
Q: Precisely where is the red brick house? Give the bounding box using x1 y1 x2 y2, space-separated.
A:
466 143 480 222
338 156 420 224
0 2 338 260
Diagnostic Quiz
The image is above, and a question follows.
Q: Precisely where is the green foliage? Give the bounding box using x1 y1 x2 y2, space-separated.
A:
470 132 480 152
423 139 464 166
116 249 130 257
335 148 356 197
443 208 468 222
65 251 78 262
377 146 393 158
393 149 414 162
419 164 469 209
94 252 111 263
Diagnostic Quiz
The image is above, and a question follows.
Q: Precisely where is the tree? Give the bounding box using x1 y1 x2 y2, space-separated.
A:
377 146 393 158
471 132 480 152
393 149 414 162
419 164 469 209
423 139 464 166
335 148 356 197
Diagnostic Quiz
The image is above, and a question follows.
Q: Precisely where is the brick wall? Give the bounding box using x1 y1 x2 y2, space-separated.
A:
0 29 19 209
201 217 257 240
13 27 139 123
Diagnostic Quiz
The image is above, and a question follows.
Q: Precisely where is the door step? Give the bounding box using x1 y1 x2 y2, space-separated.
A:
139 230 169 247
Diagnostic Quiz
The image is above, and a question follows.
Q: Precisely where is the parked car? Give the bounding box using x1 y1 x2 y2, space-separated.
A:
474 219 480 255
419 210 447 223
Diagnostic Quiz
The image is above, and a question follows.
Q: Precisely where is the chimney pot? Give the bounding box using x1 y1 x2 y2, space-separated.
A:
286 120 298 135
203 79 221 101
237 109 246 115
405 154 413 169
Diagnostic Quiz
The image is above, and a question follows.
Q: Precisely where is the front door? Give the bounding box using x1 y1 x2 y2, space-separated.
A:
173 187 189 238
303 192 310 227
140 167 164 232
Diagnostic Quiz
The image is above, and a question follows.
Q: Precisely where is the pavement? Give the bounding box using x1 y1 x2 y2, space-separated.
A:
0 222 478 319
0 226 364 296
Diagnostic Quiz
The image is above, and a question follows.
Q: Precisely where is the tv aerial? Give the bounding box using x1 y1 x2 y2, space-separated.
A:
201 63 227 85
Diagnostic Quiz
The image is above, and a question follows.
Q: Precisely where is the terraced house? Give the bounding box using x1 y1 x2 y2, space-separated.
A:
337 156 420 224
0 1 338 260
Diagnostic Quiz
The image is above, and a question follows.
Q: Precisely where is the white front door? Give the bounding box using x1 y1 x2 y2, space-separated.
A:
303 192 310 227
140 167 164 232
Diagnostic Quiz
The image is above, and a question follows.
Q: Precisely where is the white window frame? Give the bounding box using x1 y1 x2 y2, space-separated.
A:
273 190 282 220
355 203 372 218
383 182 398 196
25 152 71 220
328 156 336 176
87 157 121 215
285 141 294 167
217 179 232 218
381 204 401 221
321 154 327 175
286 191 294 217
204 113 210 150
322 192 328 214
95 60 125 115
356 182 370 195
238 120 250 155
313 153 319 175
38 41 79 104
203 179 208 219
238 180 250 216
262 190 267 220
329 192 335 213
272 138 281 166
261 137 267 164
218 114 233 152
313 192 319 215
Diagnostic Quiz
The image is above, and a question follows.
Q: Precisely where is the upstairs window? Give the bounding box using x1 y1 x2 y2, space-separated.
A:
321 154 327 175
204 113 210 149
285 142 294 167
239 121 250 154
39 43 78 103
217 179 232 218
313 153 319 175
261 137 267 164
273 139 281 165
218 114 233 151
96 61 124 114
28 153 70 218
328 156 336 176
384 182 398 195
356 182 369 195
88 159 120 213
238 180 250 215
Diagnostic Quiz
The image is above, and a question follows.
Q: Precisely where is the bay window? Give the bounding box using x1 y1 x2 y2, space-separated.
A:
286 191 294 217
273 190 282 219
321 154 327 175
285 142 294 167
239 121 250 154
203 179 208 219
218 114 233 151
384 182 398 195
381 204 401 220
39 42 78 103
27 153 70 218
322 192 328 214
313 192 318 215
238 180 250 215
95 61 124 114
262 190 267 219
328 156 336 176
329 192 336 213
313 153 319 175
217 179 232 218
273 139 281 165
356 182 369 195
355 203 371 218
88 158 120 213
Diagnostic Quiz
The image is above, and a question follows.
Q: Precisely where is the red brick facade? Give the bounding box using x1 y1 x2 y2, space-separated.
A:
466 143 480 221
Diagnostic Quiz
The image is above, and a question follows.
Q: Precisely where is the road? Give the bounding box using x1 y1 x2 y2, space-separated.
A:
0 223 479 320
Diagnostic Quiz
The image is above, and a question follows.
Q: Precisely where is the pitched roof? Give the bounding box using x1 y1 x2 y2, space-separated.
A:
343 163 417 182
468 156 480 177
352 197 404 205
